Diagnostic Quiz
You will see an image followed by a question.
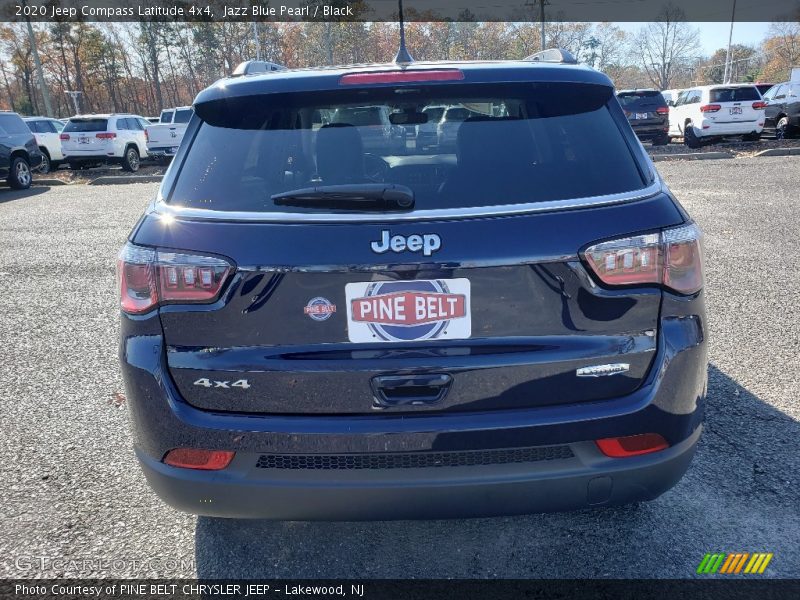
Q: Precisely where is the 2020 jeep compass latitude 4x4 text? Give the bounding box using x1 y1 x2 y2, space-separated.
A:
118 51 707 520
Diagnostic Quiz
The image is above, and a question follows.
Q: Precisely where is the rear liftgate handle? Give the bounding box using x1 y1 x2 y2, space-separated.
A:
371 373 453 408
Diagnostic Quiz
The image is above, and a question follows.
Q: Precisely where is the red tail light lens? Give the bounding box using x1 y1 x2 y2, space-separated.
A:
340 70 464 85
60 133 70 141
700 104 721 113
144 128 149 142
583 223 703 295
752 101 767 110
656 106 669 115
164 449 235 470
596 434 669 458
96 132 116 139
117 243 233 314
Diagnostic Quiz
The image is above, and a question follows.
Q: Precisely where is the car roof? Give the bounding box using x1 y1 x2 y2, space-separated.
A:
194 60 612 106
690 84 758 90
68 113 137 119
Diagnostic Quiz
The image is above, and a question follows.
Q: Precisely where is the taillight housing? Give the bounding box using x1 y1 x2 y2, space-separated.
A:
96 132 116 139
700 104 721 113
752 101 767 110
117 243 233 314
656 106 669 115
144 128 149 142
60 133 70 141
583 223 703 295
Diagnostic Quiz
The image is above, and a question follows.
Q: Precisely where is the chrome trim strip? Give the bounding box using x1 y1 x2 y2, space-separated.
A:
150 179 662 224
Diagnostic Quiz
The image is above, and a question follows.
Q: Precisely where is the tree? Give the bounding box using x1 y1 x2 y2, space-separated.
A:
761 21 800 82
632 4 701 89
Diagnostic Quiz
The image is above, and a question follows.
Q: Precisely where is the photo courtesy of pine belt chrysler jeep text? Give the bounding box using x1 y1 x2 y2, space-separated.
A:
118 49 707 520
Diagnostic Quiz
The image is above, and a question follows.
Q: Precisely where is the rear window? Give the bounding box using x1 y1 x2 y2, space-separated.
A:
160 110 174 124
617 91 666 109
173 109 193 124
710 87 760 102
169 82 646 214
64 119 108 133
0 114 32 135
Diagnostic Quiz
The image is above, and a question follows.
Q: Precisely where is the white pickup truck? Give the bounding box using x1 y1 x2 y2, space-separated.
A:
146 106 193 161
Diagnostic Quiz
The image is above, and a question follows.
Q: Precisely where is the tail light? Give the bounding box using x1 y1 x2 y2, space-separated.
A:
752 101 767 110
596 434 669 458
144 128 149 142
656 106 669 115
700 104 721 113
117 243 233 314
60 133 70 141
583 223 703 295
164 449 235 470
96 132 116 139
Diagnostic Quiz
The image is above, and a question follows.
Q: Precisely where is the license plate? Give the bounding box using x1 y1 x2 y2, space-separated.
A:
345 279 471 343
635 112 649 120
729 107 743 115
78 137 89 144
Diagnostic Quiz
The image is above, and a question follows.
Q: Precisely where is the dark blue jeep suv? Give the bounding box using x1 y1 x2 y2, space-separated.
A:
118 50 707 520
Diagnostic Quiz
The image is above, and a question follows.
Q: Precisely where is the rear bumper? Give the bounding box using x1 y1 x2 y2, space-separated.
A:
147 146 179 157
696 119 763 137
136 427 700 520
121 294 707 520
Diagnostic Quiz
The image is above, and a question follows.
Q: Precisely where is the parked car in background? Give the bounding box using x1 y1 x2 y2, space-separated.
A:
24 117 66 173
146 116 160 124
118 50 707 520
0 111 43 189
416 105 446 150
146 106 193 161
437 105 476 149
754 83 775 97
60 113 148 171
660 89 682 106
761 81 800 139
616 89 670 145
668 84 765 148
330 105 406 153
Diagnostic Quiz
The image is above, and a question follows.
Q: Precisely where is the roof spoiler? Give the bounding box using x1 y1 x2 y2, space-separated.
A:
231 60 288 77
524 48 578 65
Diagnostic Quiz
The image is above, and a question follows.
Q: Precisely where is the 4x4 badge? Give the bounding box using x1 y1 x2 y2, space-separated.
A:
370 230 441 257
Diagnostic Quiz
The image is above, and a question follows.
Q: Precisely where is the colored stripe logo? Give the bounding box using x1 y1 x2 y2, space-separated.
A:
697 553 773 574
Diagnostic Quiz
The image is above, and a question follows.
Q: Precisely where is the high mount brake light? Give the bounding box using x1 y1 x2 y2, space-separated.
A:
340 70 465 85
700 104 721 113
583 223 703 295
117 243 233 314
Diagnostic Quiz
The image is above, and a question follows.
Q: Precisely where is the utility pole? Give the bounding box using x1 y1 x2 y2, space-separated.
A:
540 0 546 51
723 0 737 84
24 9 53 116
64 90 82 115
252 20 261 61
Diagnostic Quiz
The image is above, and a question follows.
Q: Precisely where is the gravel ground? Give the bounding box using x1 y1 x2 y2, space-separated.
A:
646 136 800 157
0 159 798 579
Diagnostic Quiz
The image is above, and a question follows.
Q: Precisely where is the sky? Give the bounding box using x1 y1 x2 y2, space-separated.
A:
616 22 772 55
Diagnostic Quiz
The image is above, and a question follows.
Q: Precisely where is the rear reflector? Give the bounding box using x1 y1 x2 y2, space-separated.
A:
583 223 703 295
340 70 464 85
164 449 235 470
596 434 669 458
117 243 233 314
700 104 721 113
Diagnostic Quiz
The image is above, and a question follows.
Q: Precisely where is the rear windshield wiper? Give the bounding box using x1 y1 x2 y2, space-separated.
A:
272 184 414 212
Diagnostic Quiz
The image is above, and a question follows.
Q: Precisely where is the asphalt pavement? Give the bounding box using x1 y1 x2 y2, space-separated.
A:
0 157 798 578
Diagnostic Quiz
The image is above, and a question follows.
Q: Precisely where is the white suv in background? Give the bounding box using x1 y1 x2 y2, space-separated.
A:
24 117 65 173
60 114 150 171
668 84 765 148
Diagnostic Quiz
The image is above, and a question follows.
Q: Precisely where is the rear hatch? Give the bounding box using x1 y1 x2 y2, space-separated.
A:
61 118 110 152
132 72 684 415
616 91 668 129
706 86 762 124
